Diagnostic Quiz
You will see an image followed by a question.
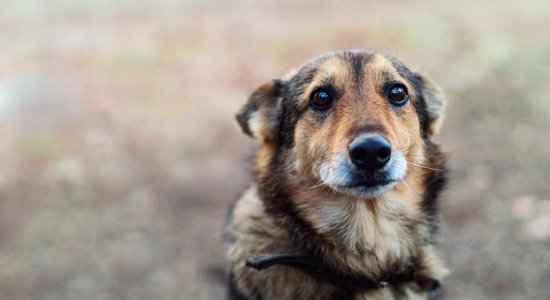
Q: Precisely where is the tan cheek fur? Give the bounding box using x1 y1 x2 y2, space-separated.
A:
294 116 346 186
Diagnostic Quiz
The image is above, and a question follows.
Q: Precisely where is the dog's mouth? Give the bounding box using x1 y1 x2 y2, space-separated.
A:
318 152 407 197
343 178 395 188
330 176 399 197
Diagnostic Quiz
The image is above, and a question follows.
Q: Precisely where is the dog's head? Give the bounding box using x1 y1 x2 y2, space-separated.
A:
237 49 445 198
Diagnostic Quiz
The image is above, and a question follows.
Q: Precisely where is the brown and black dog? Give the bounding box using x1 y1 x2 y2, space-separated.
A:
225 49 449 300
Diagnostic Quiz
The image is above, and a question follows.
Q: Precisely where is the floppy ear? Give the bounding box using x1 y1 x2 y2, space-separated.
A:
236 79 283 144
415 73 446 138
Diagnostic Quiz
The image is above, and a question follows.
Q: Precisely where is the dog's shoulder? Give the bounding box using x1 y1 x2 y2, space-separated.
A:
225 186 348 299
225 185 291 256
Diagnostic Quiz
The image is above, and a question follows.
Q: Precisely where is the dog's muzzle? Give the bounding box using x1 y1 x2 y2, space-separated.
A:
318 133 407 197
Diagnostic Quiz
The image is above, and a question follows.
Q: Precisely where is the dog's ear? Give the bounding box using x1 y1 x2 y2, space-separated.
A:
415 73 446 138
236 79 283 144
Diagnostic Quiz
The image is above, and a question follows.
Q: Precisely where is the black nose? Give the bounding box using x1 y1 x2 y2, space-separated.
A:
348 135 392 171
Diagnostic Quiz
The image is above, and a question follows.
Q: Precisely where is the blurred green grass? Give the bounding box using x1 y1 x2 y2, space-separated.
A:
0 0 549 299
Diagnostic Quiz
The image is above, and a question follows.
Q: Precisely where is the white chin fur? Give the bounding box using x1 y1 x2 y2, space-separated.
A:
318 151 408 198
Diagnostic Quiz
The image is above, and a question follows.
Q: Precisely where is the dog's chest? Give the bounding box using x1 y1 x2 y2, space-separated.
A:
300 195 421 274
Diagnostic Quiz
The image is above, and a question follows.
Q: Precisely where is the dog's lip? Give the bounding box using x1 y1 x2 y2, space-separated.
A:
339 179 396 188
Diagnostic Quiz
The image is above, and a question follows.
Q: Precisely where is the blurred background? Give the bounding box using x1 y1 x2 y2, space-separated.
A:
0 0 549 299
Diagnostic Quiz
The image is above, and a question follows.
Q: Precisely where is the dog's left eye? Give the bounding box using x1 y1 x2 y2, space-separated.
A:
310 88 333 110
386 84 409 106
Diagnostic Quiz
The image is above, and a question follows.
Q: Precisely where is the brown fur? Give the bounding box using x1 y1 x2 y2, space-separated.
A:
227 49 449 300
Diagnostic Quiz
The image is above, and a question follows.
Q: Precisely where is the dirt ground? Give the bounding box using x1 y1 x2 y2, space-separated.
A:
0 0 549 299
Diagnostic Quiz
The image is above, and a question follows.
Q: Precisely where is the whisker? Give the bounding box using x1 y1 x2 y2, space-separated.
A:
306 180 326 190
405 160 445 172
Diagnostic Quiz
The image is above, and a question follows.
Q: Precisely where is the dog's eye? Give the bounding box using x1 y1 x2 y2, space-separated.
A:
310 89 333 110
387 84 409 106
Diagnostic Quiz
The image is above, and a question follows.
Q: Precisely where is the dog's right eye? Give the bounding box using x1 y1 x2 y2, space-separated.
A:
310 89 333 110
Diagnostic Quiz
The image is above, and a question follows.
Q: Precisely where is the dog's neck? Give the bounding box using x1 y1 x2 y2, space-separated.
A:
293 184 426 278
258 178 426 281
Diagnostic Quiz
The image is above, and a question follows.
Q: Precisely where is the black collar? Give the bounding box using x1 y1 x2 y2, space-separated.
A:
246 253 439 292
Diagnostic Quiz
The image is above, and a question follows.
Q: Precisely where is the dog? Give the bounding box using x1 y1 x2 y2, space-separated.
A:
225 49 449 300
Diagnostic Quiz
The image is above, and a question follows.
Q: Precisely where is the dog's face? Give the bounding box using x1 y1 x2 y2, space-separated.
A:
237 50 445 198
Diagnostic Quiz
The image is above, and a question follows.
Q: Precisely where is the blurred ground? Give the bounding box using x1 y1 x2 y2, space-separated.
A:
0 0 549 299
